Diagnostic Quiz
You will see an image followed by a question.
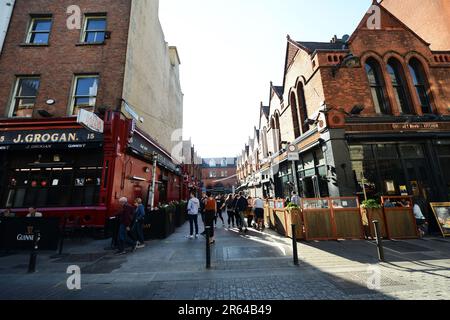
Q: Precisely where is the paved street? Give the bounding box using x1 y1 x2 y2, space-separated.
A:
0 222 449 300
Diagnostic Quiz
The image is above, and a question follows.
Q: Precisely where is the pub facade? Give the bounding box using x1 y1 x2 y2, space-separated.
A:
237 2 450 206
0 0 187 229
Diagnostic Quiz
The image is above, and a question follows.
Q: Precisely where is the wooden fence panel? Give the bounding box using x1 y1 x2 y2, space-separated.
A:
303 209 334 240
384 208 418 239
334 209 364 239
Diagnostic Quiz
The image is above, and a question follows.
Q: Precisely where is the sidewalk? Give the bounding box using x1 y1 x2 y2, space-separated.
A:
0 221 449 300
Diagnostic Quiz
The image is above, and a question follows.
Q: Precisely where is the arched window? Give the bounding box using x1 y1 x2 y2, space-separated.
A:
262 127 268 157
290 92 301 138
365 58 390 114
275 114 281 152
296 84 309 133
387 58 413 114
408 58 433 114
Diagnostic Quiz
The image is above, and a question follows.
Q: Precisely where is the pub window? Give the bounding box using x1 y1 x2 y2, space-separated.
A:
70 75 99 115
349 145 374 161
408 58 434 114
365 58 390 114
26 16 52 45
2 152 103 208
82 15 107 43
9 77 40 118
387 58 414 114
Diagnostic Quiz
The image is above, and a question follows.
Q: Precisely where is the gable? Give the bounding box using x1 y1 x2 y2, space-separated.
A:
348 3 430 47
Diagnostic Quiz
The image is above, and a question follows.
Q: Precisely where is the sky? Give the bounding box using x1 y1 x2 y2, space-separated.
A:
159 0 374 158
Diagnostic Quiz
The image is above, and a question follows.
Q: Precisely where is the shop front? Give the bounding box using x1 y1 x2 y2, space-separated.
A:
346 125 450 203
0 121 109 227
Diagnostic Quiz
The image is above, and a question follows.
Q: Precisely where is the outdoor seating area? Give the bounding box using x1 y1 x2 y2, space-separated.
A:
265 196 419 241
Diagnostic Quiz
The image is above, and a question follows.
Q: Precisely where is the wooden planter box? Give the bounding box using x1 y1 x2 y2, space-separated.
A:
334 208 364 240
384 207 418 239
285 208 304 240
273 209 287 236
362 208 388 239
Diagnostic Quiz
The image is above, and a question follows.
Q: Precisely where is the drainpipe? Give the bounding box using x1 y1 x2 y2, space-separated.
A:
149 152 158 210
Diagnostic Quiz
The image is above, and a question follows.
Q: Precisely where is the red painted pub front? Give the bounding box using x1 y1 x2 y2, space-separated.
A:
0 111 186 230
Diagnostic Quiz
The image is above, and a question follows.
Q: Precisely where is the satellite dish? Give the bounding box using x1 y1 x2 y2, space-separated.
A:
342 34 350 43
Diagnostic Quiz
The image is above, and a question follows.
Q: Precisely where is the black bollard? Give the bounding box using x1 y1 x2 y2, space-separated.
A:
205 226 211 269
292 224 299 266
58 215 67 255
28 230 40 273
373 220 385 262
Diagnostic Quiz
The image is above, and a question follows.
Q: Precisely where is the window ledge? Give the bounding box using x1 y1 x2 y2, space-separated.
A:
19 43 49 47
76 42 106 46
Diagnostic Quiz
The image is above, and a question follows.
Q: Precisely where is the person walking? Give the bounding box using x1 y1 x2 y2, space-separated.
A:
199 192 207 236
215 195 225 228
224 194 235 228
231 194 240 228
186 191 200 239
235 192 249 233
133 198 146 248
253 196 265 231
204 192 217 244
247 196 254 228
115 197 137 255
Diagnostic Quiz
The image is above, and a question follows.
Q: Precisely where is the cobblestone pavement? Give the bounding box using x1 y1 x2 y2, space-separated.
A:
0 222 449 300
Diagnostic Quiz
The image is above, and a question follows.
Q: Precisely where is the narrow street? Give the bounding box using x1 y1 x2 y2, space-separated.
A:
0 223 449 300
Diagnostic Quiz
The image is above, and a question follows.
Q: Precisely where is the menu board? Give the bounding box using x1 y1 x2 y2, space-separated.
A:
430 203 450 237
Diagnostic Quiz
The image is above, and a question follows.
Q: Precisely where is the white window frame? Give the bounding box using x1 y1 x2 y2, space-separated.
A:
26 17 52 44
69 75 99 116
81 15 107 43
8 77 40 118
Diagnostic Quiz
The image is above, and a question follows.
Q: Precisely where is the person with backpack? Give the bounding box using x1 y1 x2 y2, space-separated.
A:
204 192 217 244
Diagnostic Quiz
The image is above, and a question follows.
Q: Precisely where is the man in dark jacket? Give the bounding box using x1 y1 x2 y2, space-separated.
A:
235 192 249 233
116 197 137 255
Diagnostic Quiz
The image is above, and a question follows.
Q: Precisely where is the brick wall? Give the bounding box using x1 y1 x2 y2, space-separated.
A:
0 0 131 118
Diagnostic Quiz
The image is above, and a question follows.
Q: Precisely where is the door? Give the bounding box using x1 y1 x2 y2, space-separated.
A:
404 159 433 201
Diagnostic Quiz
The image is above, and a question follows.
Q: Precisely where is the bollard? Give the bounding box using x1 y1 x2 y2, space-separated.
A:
205 226 211 269
292 224 299 266
373 220 385 262
58 215 67 255
28 230 40 273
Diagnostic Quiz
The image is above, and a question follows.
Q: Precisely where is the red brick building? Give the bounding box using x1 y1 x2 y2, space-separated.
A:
239 2 450 203
202 158 238 195
0 0 185 229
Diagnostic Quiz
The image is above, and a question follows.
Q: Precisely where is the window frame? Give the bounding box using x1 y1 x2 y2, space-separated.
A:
81 15 107 44
365 58 391 115
26 16 53 45
408 58 434 114
386 59 414 115
8 76 41 118
69 75 100 116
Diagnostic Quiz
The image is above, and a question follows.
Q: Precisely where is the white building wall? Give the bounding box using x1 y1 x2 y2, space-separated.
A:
123 0 183 154
0 0 15 55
